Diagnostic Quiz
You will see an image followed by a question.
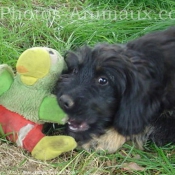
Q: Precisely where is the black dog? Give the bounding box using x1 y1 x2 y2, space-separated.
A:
55 27 175 152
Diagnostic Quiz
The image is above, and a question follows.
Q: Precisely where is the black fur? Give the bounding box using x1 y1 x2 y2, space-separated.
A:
55 27 175 146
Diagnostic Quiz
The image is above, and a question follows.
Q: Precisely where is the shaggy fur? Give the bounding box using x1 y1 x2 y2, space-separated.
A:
55 27 175 152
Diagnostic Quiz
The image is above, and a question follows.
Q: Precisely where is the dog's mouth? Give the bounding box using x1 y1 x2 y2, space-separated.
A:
67 119 90 132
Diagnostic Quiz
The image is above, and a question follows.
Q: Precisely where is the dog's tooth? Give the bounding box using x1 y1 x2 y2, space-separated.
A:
69 126 78 131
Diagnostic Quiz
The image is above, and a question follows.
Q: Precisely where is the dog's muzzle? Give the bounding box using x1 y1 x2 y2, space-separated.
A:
59 94 90 132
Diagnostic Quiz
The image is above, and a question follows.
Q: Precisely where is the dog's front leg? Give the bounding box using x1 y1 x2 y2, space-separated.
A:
81 128 126 153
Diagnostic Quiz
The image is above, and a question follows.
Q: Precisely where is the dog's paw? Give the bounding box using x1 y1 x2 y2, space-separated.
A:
81 128 126 153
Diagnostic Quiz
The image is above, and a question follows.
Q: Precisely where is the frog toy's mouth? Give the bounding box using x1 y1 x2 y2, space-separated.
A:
16 48 51 85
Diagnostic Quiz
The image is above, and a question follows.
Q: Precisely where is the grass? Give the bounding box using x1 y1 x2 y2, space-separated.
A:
0 0 175 174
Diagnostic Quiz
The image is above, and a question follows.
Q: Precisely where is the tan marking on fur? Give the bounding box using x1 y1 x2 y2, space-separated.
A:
132 126 153 149
82 128 126 153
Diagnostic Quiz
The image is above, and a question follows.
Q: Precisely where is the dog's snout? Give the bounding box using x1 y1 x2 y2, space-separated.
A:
59 95 74 109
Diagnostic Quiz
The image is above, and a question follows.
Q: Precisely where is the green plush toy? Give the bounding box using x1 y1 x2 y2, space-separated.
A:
0 47 77 160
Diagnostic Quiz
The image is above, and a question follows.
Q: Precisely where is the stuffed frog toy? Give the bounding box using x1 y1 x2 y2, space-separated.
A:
0 47 77 160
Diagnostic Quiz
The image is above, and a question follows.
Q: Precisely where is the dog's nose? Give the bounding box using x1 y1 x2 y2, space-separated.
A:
59 95 74 109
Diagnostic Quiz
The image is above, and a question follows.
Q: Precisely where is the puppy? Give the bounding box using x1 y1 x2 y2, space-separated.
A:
55 27 175 153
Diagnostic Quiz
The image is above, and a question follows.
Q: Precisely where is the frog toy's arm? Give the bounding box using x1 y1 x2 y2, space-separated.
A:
39 95 67 124
0 64 14 96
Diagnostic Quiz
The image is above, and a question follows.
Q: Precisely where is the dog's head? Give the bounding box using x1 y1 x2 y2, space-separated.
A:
56 43 162 143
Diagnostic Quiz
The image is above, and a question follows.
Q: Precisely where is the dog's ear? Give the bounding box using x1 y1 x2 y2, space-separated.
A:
112 56 162 136
64 51 80 73
64 45 92 73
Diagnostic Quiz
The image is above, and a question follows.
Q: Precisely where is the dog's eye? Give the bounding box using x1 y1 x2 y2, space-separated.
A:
98 77 108 86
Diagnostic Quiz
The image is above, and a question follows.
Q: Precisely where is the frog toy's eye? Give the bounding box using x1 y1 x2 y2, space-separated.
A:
49 50 54 55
